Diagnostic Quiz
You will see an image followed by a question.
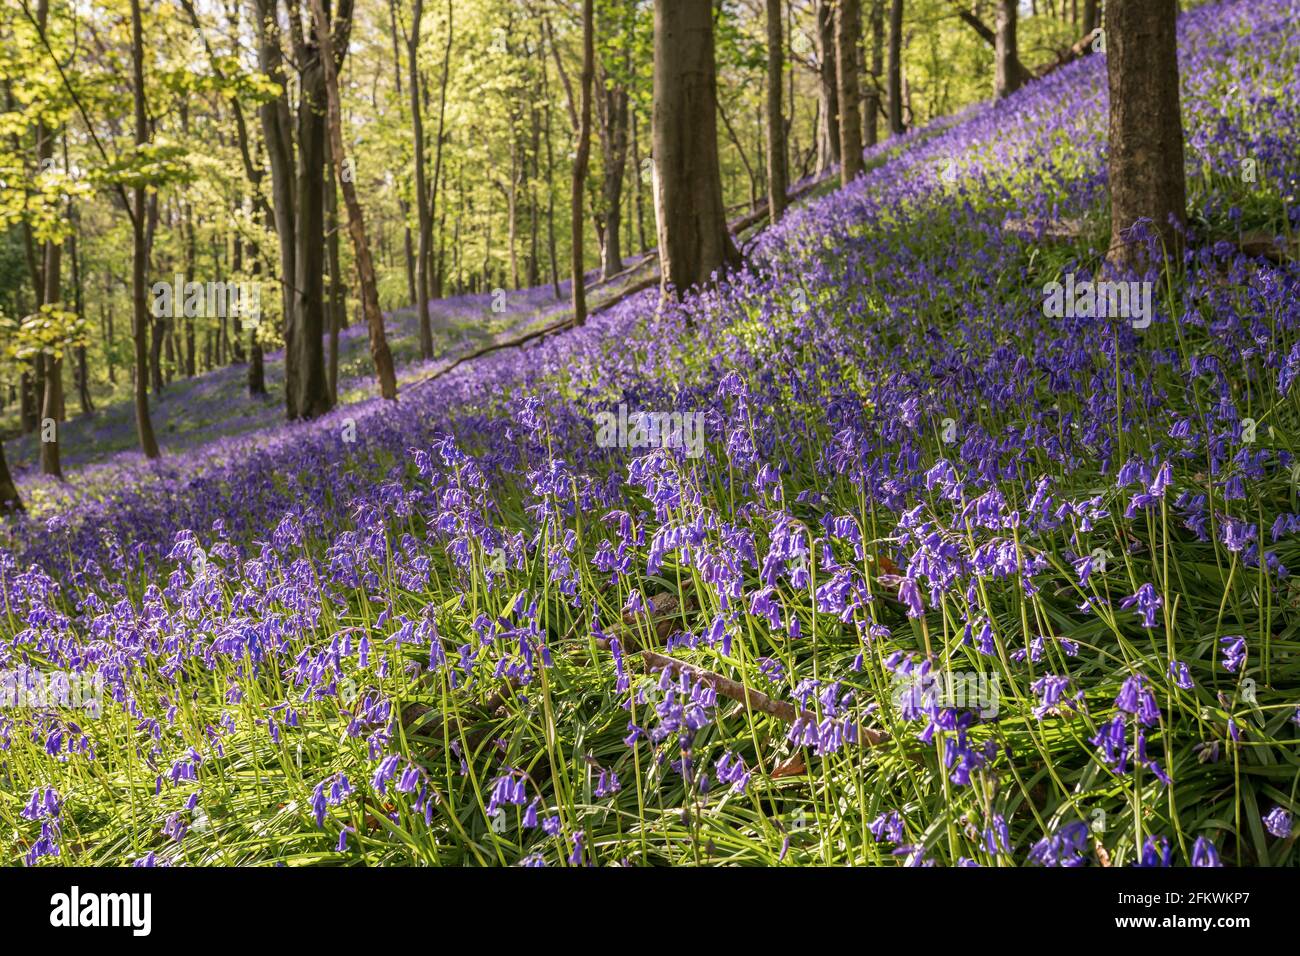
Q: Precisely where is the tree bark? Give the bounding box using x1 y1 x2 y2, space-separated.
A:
994 0 1021 98
835 0 863 184
765 0 788 220
309 0 398 400
407 0 433 359
287 9 333 420
253 0 299 412
887 0 904 136
653 0 741 299
324 133 343 402
597 56 629 279
427 0 454 302
815 0 840 173
1105 0 1186 272
129 0 160 459
571 0 595 324
1083 0 1099 35
385 0 418 308
863 0 883 148
0 441 21 515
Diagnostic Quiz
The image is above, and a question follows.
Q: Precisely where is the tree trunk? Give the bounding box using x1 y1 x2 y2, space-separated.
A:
571 0 595 324
994 0 1020 98
408 0 433 359
253 0 298 409
130 0 160 459
597 66 629 279
325 133 343 402
765 0 788 219
68 209 93 415
0 442 21 515
288 26 333 420
836 0 863 184
887 0 904 136
428 0 454 303
653 0 741 299
1083 0 1099 35
864 0 883 148
309 0 398 401
386 0 418 308
816 0 840 173
1105 0 1186 273
39 243 63 478
20 371 37 434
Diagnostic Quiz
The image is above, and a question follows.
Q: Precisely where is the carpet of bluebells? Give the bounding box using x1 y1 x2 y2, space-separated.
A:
4 0 1300 867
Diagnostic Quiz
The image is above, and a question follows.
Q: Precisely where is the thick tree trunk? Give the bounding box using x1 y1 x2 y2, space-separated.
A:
130 0 159 459
836 0 863 184
765 0 788 220
887 0 904 136
653 0 741 299
571 0 595 325
994 0 1020 98
816 0 840 173
0 442 21 515
288 32 333 419
309 0 398 401
1083 0 1099 35
1105 0 1186 273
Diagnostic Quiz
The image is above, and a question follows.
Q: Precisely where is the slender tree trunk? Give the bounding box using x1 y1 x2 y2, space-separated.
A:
887 0 904 136
836 0 863 184
408 0 433 359
20 371 37 434
309 0 398 400
816 0 840 173
545 97 561 298
653 0 741 299
765 0 788 220
254 0 298 410
571 0 595 325
864 0 883 147
36 159 62 475
130 0 159 459
325 132 343 402
1105 0 1186 273
598 68 629 279
387 0 418 307
68 208 93 415
428 0 454 302
994 0 1021 98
